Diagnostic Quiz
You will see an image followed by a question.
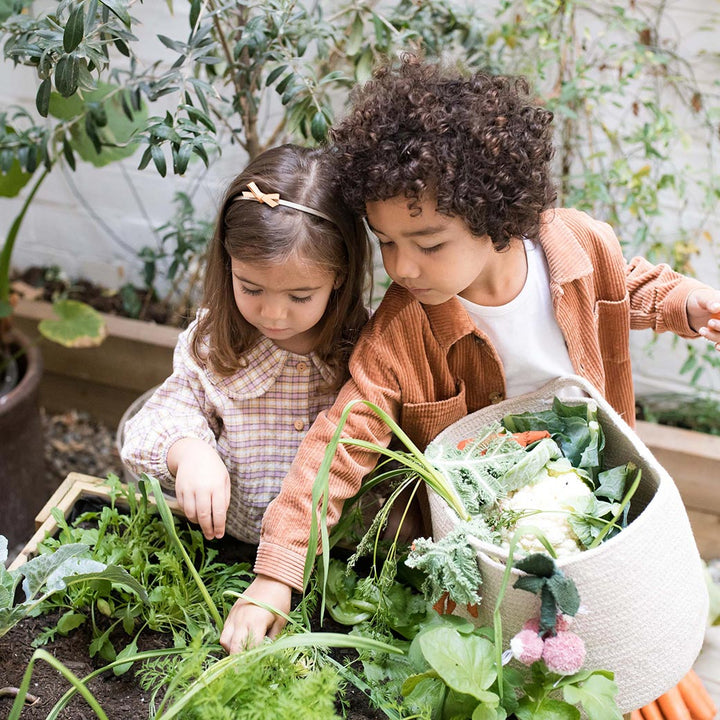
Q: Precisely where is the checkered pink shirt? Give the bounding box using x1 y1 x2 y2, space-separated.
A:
120 317 337 543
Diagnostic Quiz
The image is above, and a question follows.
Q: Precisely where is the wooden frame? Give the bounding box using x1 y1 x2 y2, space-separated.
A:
636 420 720 559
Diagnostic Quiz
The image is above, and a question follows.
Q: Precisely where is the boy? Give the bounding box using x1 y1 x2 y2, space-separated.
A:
220 54 720 652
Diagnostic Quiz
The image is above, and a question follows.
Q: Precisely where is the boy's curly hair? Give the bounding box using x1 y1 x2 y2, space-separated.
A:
330 54 557 250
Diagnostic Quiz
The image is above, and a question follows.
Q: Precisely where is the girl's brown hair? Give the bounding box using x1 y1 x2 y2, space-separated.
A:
193 144 371 391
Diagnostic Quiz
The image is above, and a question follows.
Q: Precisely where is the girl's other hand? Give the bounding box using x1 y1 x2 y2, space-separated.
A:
220 575 292 653
687 288 720 351
167 437 231 540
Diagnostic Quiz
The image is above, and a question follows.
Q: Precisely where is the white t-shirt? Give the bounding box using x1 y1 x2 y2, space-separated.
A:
457 239 579 399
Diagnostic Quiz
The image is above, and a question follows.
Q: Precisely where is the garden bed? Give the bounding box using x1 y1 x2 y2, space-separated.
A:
2 480 385 720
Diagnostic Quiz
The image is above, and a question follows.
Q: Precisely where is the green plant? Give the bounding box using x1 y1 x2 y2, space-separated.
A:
0 0 488 340
0 531 147 640
478 0 720 387
34 474 252 660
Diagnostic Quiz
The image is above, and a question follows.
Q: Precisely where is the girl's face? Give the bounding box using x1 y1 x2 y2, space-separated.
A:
366 195 524 306
231 254 338 355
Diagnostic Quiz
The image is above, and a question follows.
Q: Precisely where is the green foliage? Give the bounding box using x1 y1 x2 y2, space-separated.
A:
636 392 720 435
34 474 252 657
0 532 146 639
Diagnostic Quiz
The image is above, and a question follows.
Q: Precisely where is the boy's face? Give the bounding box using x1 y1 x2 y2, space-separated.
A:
365 195 502 306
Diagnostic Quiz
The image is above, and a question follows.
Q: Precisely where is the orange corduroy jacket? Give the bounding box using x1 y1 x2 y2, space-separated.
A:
254 207 708 590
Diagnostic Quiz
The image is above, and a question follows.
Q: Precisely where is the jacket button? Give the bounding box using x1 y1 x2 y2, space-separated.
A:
489 391 504 404
293 419 305 431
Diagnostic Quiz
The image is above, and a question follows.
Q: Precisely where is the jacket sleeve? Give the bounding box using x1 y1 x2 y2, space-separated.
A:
254 334 402 591
625 255 708 337
120 322 219 489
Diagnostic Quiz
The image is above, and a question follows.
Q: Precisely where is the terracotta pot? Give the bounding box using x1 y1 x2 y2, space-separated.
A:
0 329 49 550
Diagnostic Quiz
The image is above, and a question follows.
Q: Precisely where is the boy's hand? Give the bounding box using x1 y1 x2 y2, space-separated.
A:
167 437 231 540
220 575 292 654
687 288 720 350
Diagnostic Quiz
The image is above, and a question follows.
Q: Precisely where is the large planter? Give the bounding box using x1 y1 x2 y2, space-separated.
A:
0 328 48 549
12 298 180 426
635 419 720 559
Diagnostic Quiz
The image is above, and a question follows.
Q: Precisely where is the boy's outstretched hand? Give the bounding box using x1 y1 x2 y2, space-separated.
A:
687 288 720 350
220 575 292 654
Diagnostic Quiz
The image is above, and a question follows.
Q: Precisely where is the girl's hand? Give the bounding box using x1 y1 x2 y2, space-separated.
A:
220 575 292 654
167 437 231 540
687 288 720 351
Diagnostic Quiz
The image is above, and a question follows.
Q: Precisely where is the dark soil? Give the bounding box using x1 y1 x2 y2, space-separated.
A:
1 410 386 720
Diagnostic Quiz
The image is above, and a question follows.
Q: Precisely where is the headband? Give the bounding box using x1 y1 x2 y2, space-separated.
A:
235 181 335 224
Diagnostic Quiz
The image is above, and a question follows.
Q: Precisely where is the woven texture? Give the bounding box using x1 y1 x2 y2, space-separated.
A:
426 376 708 713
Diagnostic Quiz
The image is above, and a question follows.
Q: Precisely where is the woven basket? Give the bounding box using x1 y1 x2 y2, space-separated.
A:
115 385 159 485
426 375 708 713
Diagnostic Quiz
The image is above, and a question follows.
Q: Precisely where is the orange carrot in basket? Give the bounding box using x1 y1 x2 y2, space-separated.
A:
677 670 718 720
457 430 551 451
656 686 693 720
640 700 665 720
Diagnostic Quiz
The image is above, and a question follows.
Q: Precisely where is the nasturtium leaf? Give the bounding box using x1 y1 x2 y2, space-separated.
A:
563 673 622 720
0 155 32 198
38 299 107 347
419 627 497 699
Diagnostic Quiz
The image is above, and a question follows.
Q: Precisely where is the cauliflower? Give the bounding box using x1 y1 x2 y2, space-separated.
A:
497 461 593 556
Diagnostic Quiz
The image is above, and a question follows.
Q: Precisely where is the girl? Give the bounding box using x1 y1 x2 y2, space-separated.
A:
121 144 371 543
220 56 720 653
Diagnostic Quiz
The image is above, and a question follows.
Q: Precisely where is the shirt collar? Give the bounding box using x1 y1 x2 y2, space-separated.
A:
207 335 328 400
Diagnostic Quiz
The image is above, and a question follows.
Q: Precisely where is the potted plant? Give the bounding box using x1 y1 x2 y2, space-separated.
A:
0 0 487 426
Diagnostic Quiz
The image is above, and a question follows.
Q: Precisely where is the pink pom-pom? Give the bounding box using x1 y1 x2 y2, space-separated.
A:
542 631 586 675
522 614 570 635
510 629 544 665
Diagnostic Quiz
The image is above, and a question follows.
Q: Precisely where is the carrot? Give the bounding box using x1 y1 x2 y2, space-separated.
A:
433 591 449 614
640 701 665 720
656 686 693 720
677 670 718 720
466 602 479 618
457 430 551 451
